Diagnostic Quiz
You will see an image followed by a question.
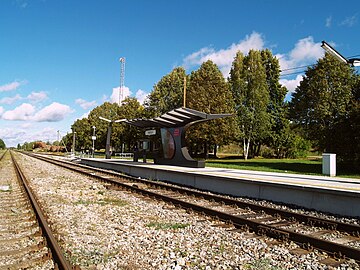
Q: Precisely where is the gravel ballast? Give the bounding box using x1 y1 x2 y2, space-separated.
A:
16 153 360 270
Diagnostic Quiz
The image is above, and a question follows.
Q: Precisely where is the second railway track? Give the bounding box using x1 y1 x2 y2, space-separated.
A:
0 150 73 270
23 152 360 266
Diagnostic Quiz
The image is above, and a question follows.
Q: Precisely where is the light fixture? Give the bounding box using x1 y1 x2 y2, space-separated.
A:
99 116 111 122
321 41 348 64
322 41 360 67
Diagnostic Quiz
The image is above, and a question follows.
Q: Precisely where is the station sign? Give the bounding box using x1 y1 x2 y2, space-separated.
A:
145 129 156 136
92 136 97 140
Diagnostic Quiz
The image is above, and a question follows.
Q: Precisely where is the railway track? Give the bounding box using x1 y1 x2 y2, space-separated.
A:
0 151 73 270
24 152 360 266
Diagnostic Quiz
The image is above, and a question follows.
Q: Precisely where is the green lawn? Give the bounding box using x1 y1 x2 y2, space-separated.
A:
206 156 360 179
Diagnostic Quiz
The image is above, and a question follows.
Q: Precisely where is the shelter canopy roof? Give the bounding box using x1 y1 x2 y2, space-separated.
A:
124 107 232 128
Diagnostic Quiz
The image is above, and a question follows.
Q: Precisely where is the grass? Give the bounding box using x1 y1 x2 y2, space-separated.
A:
206 156 360 179
74 197 128 206
245 258 284 270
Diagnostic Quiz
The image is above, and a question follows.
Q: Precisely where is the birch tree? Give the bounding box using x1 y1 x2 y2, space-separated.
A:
229 50 270 159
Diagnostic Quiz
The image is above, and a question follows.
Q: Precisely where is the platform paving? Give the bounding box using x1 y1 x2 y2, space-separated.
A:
80 158 360 218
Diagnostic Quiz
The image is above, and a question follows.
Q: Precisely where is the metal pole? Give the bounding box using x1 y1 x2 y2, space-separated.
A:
183 76 187 108
105 122 113 159
72 131 76 156
92 126 96 158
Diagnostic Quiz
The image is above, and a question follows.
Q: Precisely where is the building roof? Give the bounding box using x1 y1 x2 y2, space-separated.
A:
124 107 232 128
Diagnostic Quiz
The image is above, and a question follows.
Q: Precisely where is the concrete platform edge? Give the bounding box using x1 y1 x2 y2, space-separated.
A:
80 158 360 218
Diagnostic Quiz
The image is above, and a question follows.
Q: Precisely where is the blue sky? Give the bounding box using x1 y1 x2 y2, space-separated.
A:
1 0 359 147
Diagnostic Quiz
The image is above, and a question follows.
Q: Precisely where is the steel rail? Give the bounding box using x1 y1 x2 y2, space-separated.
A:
26 152 360 262
0 149 8 161
30 152 360 235
10 151 72 270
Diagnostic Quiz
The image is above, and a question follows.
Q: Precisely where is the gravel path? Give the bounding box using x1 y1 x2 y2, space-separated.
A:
16 153 360 270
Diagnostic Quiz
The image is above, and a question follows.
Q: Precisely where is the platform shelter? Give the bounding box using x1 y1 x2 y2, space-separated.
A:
123 107 232 168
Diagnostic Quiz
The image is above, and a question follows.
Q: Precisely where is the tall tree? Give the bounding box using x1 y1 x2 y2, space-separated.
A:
186 60 237 158
325 74 360 168
229 50 270 159
116 97 144 151
88 102 121 150
0 139 5 149
71 118 92 151
289 53 356 152
261 49 289 157
145 67 187 116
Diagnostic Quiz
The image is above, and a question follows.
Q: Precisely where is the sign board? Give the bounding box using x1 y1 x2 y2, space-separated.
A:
145 129 156 136
92 136 97 140
173 128 180 137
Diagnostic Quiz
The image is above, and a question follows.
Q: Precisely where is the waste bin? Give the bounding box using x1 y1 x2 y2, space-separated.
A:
322 153 336 176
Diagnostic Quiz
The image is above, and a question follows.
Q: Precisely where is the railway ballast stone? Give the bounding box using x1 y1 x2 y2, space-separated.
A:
15 153 360 270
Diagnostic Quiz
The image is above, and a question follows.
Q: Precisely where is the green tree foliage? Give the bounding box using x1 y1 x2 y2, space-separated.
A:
261 49 289 157
68 99 146 153
87 102 120 150
324 76 360 168
289 53 357 152
71 118 92 151
186 60 237 157
145 67 186 116
116 97 145 151
0 139 5 149
229 50 270 159
22 141 34 151
61 132 73 152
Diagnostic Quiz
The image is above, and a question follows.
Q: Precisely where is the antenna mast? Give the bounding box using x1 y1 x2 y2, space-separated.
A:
119 57 126 105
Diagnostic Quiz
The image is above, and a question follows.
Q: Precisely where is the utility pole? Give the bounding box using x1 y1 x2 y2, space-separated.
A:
72 130 76 156
119 57 126 105
183 76 187 108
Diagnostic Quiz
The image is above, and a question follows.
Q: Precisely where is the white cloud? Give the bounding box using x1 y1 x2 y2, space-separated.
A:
181 34 323 96
340 15 357 27
326 16 332 27
77 111 91 120
110 86 131 103
277 36 324 72
289 37 324 62
101 94 108 102
0 126 59 147
33 127 58 142
0 81 22 92
75 98 97 110
278 37 324 96
0 127 27 146
1 103 35 121
135 89 148 105
182 32 265 76
20 122 32 128
27 91 48 103
280 75 303 94
0 106 4 116
0 94 22 105
32 102 73 122
1 102 73 122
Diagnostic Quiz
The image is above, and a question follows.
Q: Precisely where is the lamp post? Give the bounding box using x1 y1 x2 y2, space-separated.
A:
321 41 360 67
99 116 126 159
92 126 96 158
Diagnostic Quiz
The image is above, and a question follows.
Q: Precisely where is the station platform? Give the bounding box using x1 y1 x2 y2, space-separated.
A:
79 158 360 218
